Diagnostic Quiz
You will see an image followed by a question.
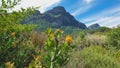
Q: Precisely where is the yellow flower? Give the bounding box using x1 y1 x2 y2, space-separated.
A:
49 33 54 38
5 62 11 65
5 62 14 68
65 35 73 43
11 32 15 36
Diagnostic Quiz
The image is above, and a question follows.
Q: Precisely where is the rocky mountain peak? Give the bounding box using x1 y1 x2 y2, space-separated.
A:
88 23 100 30
23 6 87 29
45 6 66 14
53 6 66 11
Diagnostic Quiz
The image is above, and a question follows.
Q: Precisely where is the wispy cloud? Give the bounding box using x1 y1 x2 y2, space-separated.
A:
72 5 92 16
71 0 94 16
81 6 120 28
84 0 94 4
86 17 120 28
101 17 120 27
13 0 61 13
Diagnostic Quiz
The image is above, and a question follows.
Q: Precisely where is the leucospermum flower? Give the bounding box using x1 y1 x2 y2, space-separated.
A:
5 62 14 68
49 33 54 38
65 35 73 43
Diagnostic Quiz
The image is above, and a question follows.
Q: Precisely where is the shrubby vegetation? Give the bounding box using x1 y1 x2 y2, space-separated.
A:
87 27 111 34
107 27 120 49
1 0 120 68
0 1 74 68
64 46 120 68
0 0 38 67
42 29 74 68
64 26 120 68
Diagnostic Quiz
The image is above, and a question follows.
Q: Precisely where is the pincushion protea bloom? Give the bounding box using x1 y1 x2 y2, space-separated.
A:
65 35 73 43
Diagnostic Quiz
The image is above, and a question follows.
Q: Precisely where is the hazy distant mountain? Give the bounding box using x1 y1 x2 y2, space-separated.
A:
22 6 87 30
88 23 100 30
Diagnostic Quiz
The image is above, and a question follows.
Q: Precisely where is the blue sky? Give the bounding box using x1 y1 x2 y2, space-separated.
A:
57 0 120 27
14 0 120 28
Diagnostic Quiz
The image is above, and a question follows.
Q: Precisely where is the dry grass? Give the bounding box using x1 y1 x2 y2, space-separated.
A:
85 34 107 46
30 31 47 49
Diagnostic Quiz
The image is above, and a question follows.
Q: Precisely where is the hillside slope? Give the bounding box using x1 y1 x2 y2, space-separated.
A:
22 6 87 30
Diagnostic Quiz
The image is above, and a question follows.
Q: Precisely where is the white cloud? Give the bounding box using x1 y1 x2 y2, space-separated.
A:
72 5 92 16
86 17 111 26
13 0 61 13
101 17 120 28
81 6 120 28
71 0 94 16
86 17 120 28
84 0 93 4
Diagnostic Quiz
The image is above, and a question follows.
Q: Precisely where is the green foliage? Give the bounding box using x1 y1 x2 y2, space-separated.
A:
87 27 111 34
60 26 83 35
28 55 43 68
0 0 21 9
75 31 107 50
65 46 120 68
79 46 119 68
74 31 87 50
42 28 74 68
85 34 107 47
0 0 38 67
33 19 52 31
114 50 120 62
96 27 111 33
107 27 120 49
1 0 120 68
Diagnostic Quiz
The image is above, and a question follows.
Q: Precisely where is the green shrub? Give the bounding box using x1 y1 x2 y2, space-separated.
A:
0 0 38 67
42 28 74 68
75 31 87 50
85 34 107 46
75 32 107 50
64 46 120 68
107 27 120 49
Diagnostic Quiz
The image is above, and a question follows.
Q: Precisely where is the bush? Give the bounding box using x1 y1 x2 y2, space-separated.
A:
30 31 47 48
0 2 38 67
64 46 120 68
85 34 107 46
107 27 120 49
75 31 87 50
75 32 107 50
42 29 74 68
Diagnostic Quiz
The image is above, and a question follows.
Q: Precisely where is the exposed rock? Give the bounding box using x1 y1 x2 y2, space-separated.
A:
88 23 100 30
23 6 87 29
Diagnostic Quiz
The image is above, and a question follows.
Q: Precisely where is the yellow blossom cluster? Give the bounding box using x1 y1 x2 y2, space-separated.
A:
65 35 73 43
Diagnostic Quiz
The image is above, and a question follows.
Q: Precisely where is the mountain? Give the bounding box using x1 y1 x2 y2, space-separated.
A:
88 23 100 30
43 6 87 29
23 6 87 31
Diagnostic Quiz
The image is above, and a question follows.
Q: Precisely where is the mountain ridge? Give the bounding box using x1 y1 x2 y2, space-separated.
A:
23 6 100 30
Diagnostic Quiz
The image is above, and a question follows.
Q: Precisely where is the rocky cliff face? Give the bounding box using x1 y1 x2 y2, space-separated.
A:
88 23 100 30
23 6 87 29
